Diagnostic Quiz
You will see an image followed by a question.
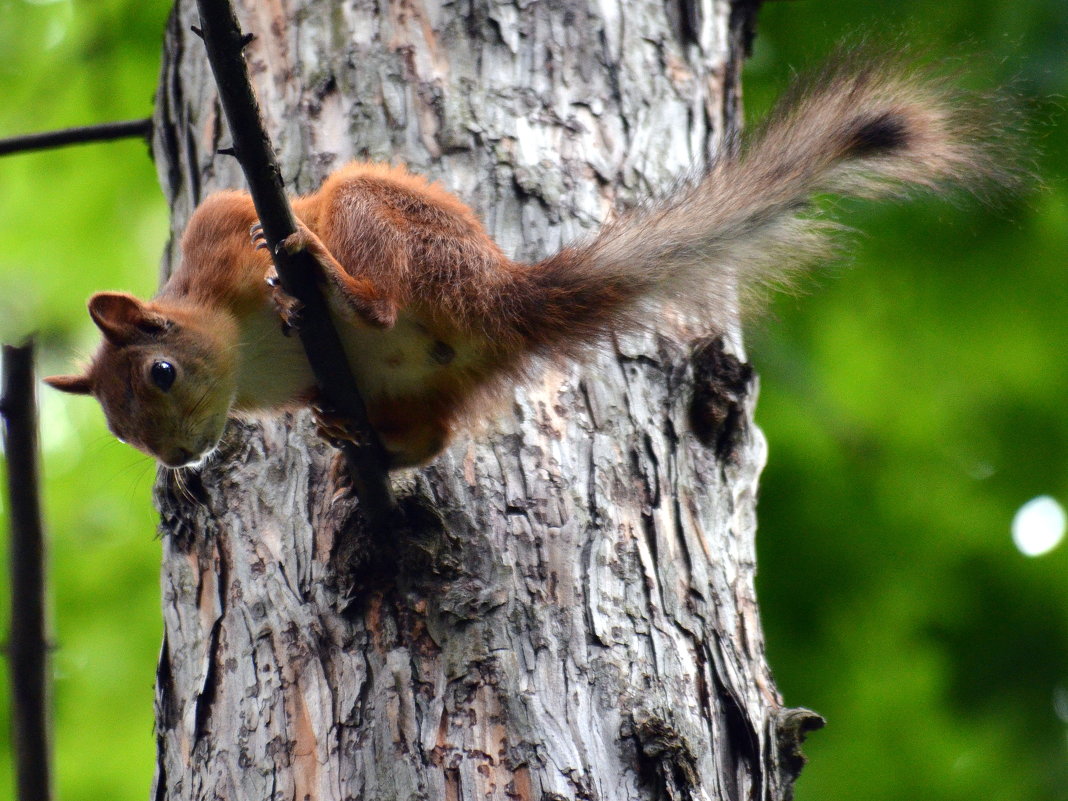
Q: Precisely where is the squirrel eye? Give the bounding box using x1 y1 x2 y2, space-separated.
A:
150 360 177 392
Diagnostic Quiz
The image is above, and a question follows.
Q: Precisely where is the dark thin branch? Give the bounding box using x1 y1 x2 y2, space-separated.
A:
193 0 396 530
1 340 53 801
0 119 152 158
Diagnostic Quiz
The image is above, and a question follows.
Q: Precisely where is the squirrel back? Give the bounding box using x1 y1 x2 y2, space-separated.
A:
46 53 1016 468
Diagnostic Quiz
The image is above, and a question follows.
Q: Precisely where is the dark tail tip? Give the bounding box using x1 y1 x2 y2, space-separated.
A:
845 111 911 157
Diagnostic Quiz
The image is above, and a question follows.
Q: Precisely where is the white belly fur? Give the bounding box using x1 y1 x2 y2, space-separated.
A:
337 311 473 401
235 302 478 411
234 306 314 409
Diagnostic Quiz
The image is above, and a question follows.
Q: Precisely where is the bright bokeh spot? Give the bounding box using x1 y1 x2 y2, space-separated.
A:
1011 496 1066 557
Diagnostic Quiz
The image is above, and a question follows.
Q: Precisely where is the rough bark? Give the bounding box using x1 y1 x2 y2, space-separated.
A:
150 1 817 799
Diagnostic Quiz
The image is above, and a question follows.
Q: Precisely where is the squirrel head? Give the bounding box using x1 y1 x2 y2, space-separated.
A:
46 292 239 468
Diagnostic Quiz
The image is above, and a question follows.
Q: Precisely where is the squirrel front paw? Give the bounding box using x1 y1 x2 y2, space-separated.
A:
264 265 304 336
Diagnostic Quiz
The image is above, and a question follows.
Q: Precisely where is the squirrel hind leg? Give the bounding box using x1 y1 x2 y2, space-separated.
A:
262 220 399 330
325 273 398 330
379 419 450 469
283 222 400 329
309 395 448 469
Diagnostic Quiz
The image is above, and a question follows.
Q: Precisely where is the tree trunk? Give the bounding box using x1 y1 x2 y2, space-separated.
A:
150 1 818 799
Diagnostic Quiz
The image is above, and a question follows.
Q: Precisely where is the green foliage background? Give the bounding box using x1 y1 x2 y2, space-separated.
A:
0 1 1064 799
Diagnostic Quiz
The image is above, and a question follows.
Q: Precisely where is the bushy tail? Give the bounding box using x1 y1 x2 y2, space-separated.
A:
512 51 1019 358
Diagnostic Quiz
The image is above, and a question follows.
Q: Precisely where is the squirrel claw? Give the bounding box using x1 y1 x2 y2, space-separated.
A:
267 269 304 335
250 221 269 251
311 400 363 447
277 299 303 335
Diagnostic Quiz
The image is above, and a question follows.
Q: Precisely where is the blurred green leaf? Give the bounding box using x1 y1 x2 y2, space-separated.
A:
0 1 170 798
748 3 1068 801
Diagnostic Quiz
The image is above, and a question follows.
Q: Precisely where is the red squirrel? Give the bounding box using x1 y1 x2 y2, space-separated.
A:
46 60 1006 468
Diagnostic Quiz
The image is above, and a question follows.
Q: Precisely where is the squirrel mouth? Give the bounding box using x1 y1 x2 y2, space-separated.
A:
161 447 198 468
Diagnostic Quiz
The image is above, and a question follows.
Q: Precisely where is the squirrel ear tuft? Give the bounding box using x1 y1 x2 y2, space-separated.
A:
87 292 168 344
43 374 93 395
